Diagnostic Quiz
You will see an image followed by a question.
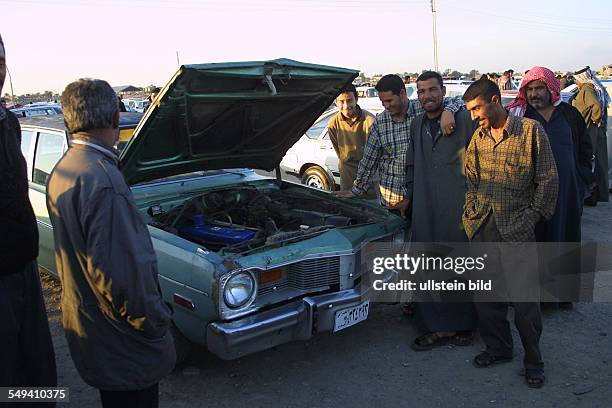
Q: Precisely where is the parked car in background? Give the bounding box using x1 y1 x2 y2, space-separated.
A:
356 86 378 98
281 102 384 191
19 111 142 155
280 108 340 190
11 103 62 117
22 59 404 363
122 98 150 113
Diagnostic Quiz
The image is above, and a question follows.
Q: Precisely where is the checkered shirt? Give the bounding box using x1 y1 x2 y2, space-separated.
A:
463 114 559 242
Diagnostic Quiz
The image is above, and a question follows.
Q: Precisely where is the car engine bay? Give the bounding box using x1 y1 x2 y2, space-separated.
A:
149 186 382 254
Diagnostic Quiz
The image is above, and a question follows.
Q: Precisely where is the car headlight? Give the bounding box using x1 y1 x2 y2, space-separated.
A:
223 272 255 308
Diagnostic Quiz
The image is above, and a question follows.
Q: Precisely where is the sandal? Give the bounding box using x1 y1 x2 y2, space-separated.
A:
411 332 452 351
519 368 546 388
472 351 513 368
451 331 475 346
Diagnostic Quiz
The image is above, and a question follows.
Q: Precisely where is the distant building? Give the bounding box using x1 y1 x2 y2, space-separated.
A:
112 85 142 94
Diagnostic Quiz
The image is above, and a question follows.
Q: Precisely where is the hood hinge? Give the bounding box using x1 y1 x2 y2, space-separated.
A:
275 166 283 187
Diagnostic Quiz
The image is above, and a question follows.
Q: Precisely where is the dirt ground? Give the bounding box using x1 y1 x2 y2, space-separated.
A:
41 202 612 407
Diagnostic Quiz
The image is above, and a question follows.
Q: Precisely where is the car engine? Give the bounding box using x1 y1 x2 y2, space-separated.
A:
149 186 380 254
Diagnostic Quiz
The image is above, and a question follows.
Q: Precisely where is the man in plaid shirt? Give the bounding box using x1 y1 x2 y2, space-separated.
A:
335 74 463 211
462 78 558 388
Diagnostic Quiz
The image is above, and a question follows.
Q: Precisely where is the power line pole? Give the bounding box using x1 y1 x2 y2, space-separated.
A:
431 0 439 73
6 65 15 104
176 50 180 67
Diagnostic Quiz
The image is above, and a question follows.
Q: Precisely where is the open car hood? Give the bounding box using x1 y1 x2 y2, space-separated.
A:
119 59 357 185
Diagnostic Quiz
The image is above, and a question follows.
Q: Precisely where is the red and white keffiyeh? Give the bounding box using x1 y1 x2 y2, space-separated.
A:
506 66 561 117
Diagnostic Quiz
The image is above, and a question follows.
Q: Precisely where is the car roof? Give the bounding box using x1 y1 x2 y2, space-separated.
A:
19 112 143 132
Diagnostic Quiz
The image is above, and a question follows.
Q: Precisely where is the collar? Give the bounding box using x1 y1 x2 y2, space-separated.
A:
478 113 513 140
0 106 7 121
382 107 410 124
424 111 442 122
71 139 118 162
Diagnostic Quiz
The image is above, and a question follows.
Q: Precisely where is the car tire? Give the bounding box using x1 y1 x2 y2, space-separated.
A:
170 322 192 366
301 166 334 191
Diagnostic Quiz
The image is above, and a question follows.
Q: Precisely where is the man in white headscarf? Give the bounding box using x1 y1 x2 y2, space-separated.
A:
573 66 610 203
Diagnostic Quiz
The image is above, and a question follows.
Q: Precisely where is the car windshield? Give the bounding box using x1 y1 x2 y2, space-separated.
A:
357 89 378 98
305 112 335 139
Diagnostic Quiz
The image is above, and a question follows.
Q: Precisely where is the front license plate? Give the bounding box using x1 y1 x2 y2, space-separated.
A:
333 300 369 332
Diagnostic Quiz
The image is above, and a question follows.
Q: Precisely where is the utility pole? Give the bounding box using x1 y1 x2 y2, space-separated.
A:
431 0 439 73
6 65 15 104
176 50 180 67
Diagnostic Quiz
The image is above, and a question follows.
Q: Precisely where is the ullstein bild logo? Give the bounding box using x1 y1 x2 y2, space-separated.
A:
371 253 487 275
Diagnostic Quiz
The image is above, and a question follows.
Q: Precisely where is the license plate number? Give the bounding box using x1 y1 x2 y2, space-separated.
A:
333 300 369 332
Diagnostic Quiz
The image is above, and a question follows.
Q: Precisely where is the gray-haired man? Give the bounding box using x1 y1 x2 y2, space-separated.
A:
46 79 175 407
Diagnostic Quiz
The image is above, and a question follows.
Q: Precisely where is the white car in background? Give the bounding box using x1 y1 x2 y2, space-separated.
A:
122 98 150 113
280 101 383 191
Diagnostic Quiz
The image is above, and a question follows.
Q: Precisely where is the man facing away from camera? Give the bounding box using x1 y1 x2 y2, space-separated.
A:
46 79 175 407
405 71 478 351
462 78 558 388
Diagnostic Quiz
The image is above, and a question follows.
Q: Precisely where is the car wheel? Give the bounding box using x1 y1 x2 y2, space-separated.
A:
170 322 192 366
301 166 333 191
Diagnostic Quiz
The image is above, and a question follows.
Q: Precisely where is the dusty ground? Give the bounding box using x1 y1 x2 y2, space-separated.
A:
41 201 612 407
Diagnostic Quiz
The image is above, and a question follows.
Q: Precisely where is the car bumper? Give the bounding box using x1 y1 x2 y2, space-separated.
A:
206 288 365 360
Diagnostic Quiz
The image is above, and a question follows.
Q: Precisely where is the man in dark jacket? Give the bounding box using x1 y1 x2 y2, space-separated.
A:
508 66 592 306
0 33 57 394
47 79 175 407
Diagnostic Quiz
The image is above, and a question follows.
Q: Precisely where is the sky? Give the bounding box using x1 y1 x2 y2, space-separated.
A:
2 0 612 94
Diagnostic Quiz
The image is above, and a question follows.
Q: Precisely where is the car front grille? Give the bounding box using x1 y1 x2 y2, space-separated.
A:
257 256 340 296
287 257 340 290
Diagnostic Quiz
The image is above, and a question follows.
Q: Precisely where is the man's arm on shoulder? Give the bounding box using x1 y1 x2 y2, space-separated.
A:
441 95 465 113
82 188 172 338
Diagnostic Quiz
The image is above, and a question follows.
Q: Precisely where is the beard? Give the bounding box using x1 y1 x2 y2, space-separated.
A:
528 98 548 109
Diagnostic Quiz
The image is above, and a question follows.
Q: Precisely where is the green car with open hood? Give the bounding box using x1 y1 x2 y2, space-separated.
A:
23 59 405 362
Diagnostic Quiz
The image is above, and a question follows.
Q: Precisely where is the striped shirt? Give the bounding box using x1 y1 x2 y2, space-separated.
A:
463 114 559 242
351 96 463 206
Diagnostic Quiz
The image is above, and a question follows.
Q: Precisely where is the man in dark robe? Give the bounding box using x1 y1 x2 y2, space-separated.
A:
508 66 592 305
573 66 610 204
405 71 478 350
